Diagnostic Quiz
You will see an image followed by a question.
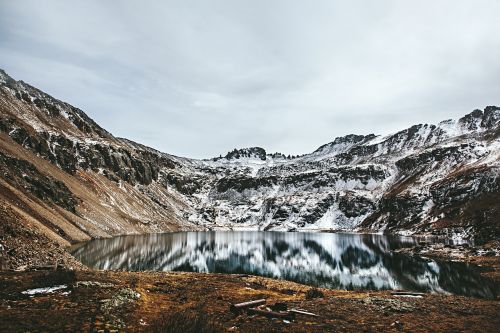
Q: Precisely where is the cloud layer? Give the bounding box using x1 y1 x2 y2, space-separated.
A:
1 0 499 158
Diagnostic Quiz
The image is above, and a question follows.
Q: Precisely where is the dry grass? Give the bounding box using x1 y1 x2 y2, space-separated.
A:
149 311 224 333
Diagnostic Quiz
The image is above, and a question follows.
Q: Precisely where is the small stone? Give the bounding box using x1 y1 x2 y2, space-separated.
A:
391 320 404 330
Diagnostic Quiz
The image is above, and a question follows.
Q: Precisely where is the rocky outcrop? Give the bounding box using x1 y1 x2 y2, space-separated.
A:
221 147 267 161
0 151 78 212
0 71 179 187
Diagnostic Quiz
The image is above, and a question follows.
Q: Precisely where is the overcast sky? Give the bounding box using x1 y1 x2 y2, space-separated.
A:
1 1 499 158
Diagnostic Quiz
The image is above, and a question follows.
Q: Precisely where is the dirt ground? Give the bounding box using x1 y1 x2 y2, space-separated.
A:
0 267 499 333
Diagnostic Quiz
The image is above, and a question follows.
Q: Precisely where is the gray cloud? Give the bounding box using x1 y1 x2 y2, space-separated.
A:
1 0 499 158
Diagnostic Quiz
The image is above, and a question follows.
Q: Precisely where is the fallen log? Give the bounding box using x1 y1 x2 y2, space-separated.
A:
29 265 65 271
289 308 319 317
230 299 266 313
247 307 295 320
391 291 426 296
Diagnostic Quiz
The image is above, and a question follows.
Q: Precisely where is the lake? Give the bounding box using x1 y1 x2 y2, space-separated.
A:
70 231 496 299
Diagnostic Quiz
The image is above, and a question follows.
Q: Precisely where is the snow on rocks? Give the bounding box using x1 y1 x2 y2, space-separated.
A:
173 107 499 239
22 285 68 295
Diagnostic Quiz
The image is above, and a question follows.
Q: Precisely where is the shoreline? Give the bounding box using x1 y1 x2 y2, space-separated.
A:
2 221 499 332
1 267 499 332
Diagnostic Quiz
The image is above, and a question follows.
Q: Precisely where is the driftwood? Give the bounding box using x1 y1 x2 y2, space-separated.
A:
29 264 63 271
34 265 56 270
230 299 266 313
230 299 319 322
391 291 426 296
289 308 319 317
248 307 295 320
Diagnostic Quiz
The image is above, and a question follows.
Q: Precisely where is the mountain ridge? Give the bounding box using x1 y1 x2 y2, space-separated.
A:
0 68 498 262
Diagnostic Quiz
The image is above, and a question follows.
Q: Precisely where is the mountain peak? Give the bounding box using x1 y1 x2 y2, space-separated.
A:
313 134 376 155
458 106 500 131
0 68 15 85
222 147 267 160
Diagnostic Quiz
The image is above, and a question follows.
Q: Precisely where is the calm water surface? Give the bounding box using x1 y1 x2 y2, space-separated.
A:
70 231 496 299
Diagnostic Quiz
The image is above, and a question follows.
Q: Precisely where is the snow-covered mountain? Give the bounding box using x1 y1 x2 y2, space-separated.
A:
0 69 498 245
174 107 499 243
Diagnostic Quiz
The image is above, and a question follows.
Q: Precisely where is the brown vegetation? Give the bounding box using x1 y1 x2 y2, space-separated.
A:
0 269 499 332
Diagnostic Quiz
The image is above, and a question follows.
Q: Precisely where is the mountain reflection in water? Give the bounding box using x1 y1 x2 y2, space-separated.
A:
70 231 496 299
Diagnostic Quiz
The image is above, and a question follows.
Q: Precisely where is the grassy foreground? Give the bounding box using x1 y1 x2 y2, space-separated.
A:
0 268 499 332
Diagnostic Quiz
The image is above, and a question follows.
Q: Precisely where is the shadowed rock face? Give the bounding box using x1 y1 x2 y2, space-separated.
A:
0 151 78 212
0 70 178 186
71 231 497 299
0 68 499 242
0 112 176 185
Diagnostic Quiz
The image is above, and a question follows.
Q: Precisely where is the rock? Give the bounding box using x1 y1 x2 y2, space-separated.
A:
99 287 141 329
305 288 324 299
75 281 116 288
391 320 404 330
223 147 267 161
0 151 78 212
362 297 415 313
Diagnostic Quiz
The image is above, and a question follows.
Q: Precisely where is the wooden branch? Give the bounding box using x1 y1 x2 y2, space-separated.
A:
390 291 426 296
230 299 266 313
289 308 319 317
247 307 295 320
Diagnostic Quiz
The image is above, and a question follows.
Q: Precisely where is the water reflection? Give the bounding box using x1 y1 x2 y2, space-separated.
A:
70 231 496 299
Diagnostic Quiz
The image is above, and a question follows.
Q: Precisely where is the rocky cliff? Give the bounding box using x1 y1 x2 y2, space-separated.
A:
0 69 498 255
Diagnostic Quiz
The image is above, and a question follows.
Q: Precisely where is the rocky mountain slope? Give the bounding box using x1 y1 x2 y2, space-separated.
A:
0 68 498 261
189 108 499 243
0 69 199 268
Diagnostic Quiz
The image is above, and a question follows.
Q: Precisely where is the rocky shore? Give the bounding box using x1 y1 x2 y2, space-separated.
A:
1 216 499 332
0 267 499 333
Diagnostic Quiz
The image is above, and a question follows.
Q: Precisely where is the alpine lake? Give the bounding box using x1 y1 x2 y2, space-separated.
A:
70 231 496 299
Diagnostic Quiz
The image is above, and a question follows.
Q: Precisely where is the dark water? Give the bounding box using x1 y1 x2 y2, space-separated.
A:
70 231 496 299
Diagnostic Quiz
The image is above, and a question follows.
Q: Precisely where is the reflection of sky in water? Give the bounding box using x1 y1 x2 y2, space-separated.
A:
71 232 496 299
